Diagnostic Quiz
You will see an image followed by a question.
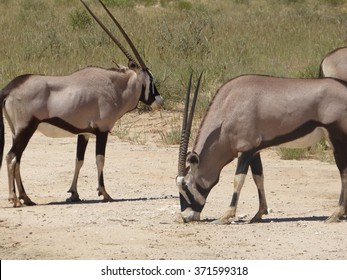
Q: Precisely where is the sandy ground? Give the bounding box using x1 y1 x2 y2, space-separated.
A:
0 111 346 260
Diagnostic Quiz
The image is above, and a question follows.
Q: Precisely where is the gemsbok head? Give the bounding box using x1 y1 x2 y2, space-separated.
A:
0 0 163 207
177 73 347 224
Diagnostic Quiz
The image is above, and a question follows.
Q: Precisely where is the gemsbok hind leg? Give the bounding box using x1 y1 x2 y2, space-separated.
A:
95 131 113 202
326 140 347 222
249 153 268 223
7 123 38 207
67 134 90 202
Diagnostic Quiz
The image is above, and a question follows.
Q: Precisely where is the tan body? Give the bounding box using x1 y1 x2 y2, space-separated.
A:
0 65 161 206
178 75 347 223
0 0 163 206
5 67 142 136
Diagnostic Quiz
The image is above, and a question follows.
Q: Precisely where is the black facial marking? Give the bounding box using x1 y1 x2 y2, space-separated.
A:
179 182 206 213
139 69 160 106
196 183 210 197
179 193 190 212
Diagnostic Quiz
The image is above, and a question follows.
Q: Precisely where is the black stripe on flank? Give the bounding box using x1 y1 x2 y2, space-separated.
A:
42 117 99 135
257 120 324 151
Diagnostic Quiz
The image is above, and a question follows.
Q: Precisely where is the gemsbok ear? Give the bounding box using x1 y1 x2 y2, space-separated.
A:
188 152 200 166
128 60 138 70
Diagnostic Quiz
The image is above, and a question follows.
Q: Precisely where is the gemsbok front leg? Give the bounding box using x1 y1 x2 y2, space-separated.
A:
95 131 112 202
219 152 268 223
67 134 90 202
219 151 253 224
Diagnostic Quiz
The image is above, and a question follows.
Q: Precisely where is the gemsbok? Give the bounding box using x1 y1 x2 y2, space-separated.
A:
177 73 347 224
320 47 347 80
0 0 163 207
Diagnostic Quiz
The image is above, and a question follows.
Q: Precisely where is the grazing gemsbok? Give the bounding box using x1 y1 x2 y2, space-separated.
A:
177 73 347 224
320 47 347 80
0 0 163 207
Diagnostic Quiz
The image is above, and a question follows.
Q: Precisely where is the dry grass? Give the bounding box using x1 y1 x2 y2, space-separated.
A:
1 0 346 152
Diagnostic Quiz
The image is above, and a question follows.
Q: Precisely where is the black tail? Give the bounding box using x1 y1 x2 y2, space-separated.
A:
0 98 5 170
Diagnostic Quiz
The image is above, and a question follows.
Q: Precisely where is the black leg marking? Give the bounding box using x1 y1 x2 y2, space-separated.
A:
326 137 347 222
250 153 263 176
67 134 90 202
230 193 238 207
77 134 89 161
95 131 112 201
235 151 254 175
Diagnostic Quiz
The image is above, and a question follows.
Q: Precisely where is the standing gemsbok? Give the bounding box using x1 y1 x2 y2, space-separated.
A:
0 0 163 207
177 73 347 224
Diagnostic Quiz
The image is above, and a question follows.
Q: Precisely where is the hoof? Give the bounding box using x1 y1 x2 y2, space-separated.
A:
9 198 22 207
211 218 231 225
66 196 81 203
102 196 114 202
325 215 341 223
23 200 36 206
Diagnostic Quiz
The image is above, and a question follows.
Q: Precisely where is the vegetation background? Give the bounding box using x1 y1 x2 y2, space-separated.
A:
0 0 346 156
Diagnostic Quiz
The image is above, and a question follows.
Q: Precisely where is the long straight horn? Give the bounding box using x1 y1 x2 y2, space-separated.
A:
80 0 138 67
178 73 193 177
177 72 203 177
98 0 148 70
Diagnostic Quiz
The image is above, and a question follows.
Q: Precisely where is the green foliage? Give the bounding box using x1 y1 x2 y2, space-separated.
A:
102 0 136 8
278 147 308 160
160 128 182 145
70 10 92 30
278 139 334 161
176 0 193 10
0 0 346 117
319 0 345 6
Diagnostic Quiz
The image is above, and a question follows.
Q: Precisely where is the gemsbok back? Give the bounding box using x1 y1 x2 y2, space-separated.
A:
0 0 163 207
177 73 347 224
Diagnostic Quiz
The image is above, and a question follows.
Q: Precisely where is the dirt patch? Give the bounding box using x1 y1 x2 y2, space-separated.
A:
0 111 346 260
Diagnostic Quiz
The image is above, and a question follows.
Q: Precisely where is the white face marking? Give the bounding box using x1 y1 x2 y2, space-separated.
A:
151 96 163 110
177 176 191 204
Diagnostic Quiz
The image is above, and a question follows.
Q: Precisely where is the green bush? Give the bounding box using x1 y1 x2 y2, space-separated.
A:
70 10 92 30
